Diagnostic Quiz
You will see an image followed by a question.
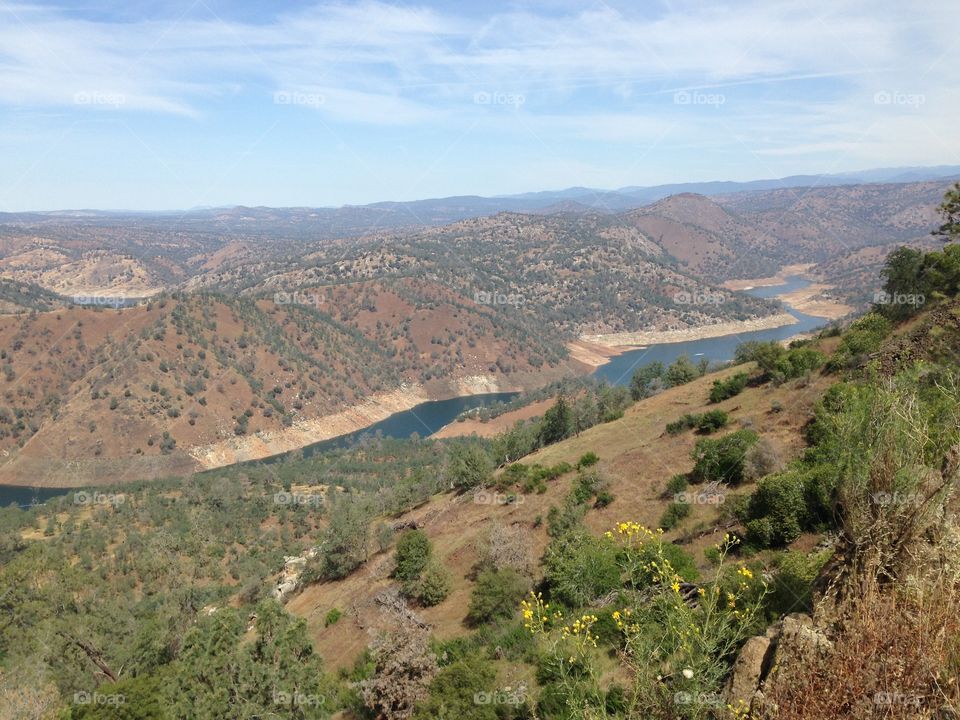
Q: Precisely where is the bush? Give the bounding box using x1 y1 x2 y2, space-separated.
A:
394 529 431 582
665 474 689 497
709 372 748 403
630 361 665 400
448 442 494 491
628 541 699 587
659 501 692 530
415 657 498 720
690 429 759 485
745 471 809 547
409 560 452 607
766 550 831 616
324 608 342 627
828 313 892 371
666 414 699 434
577 451 599 469
467 568 529 625
743 437 783 481
542 532 620 607
696 409 729 433
666 355 699 386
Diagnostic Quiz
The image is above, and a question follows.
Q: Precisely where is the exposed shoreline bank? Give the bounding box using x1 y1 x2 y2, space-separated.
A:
579 312 799 349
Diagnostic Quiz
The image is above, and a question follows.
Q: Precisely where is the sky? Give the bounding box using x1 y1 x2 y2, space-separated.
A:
0 0 957 211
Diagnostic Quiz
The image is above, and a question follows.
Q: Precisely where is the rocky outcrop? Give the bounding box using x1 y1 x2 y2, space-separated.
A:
725 613 834 716
273 547 319 602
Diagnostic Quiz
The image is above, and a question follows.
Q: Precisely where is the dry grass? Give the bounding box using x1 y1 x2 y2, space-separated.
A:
766 576 960 719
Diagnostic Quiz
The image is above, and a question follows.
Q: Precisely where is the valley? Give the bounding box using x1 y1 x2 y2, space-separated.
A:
0 176 949 486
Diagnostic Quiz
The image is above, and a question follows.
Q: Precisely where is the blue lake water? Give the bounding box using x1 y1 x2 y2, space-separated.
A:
0 276 829 505
592 281 827 386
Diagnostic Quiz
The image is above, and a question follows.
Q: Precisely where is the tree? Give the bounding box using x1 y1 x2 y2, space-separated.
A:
934 181 960 242
314 494 369 580
539 395 572 446
360 620 438 720
466 568 529 625
447 441 494 491
665 355 698 386
394 529 431 582
171 602 328 720
409 560 452 606
630 361 665 400
690 429 759 485
877 246 926 320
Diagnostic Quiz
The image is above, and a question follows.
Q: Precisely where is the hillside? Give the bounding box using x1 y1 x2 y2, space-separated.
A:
0 286 571 485
287 355 841 670
4 264 959 718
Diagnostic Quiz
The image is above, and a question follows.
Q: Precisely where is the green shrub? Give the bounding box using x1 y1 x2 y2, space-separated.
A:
416 656 498 720
665 474 689 497
828 313 892 371
594 489 614 508
628 541 699 587
690 429 759 485
448 441 494 490
709 372 748 403
394 529 431 582
766 550 831 616
666 414 699 434
324 607 342 627
745 471 808 547
542 532 620 607
666 355 699 386
658 501 692 530
467 568 529 626
577 451 599 469
409 559 452 606
695 409 729 433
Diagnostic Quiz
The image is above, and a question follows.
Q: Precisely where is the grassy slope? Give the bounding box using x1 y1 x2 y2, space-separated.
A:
288 340 841 669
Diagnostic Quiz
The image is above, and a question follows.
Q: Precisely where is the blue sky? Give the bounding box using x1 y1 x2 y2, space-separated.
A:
0 0 956 210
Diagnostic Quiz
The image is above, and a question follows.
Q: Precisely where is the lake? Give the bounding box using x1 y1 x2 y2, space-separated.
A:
0 276 829 506
592 281 827 387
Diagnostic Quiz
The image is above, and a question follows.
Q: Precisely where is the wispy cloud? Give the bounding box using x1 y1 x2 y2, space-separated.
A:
0 0 957 209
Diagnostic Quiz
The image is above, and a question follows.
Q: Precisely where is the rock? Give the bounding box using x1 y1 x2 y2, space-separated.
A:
775 613 833 664
724 634 773 709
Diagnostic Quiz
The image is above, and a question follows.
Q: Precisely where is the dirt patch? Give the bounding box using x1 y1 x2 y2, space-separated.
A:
722 264 816 291
776 284 852 320
432 397 556 440
581 312 799 348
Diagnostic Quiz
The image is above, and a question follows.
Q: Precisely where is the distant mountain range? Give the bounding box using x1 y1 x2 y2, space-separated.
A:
2 165 958 239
